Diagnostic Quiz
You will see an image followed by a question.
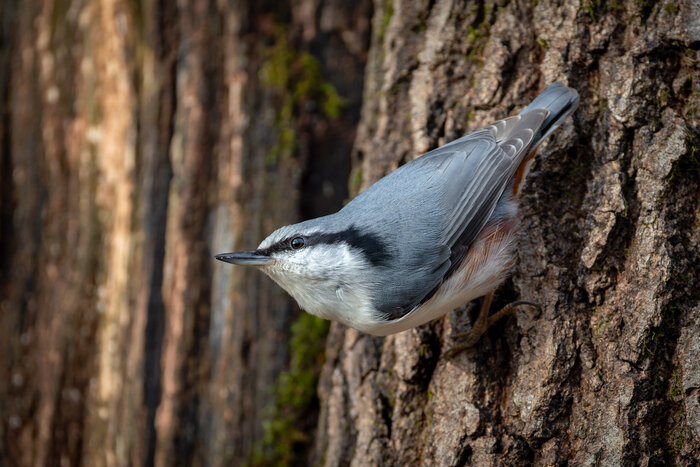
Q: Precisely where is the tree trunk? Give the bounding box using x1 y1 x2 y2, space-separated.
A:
313 0 700 465
0 0 368 465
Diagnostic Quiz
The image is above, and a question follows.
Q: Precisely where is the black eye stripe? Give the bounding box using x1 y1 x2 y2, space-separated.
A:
256 234 306 255
306 227 391 266
255 226 391 266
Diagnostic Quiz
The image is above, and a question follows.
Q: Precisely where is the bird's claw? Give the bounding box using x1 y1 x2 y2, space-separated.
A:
442 299 541 359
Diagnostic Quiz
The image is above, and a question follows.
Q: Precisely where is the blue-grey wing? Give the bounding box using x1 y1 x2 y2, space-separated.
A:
345 110 548 320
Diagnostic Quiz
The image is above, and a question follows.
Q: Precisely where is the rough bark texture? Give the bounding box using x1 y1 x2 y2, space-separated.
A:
313 0 700 466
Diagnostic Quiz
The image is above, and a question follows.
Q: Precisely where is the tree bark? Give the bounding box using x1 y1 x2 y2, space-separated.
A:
313 0 700 465
0 0 368 465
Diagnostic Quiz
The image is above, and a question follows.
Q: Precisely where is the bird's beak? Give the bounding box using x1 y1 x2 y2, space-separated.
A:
214 251 271 266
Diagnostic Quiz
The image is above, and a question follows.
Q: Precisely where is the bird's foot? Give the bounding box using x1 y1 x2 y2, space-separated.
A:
442 298 541 359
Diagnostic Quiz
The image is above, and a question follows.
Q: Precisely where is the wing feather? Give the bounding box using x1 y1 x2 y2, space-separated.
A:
358 84 579 324
369 110 549 320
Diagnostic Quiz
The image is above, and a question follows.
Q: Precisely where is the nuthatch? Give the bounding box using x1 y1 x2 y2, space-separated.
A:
216 82 579 353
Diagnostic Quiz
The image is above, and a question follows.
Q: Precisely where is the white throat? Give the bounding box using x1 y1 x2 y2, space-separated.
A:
262 243 379 330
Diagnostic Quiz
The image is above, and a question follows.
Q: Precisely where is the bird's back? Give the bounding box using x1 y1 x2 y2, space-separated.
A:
337 83 579 327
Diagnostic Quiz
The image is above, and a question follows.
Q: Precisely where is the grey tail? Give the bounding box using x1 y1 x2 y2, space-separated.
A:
520 82 579 150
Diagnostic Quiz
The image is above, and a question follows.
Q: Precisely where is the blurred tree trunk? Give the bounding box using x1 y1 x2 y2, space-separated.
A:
313 0 700 465
0 0 369 465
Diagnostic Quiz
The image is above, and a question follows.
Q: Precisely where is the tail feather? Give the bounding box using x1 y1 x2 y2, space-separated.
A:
507 82 579 198
520 82 580 150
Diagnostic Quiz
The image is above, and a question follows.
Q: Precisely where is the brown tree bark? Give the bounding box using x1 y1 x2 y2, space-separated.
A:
313 0 700 465
0 0 368 465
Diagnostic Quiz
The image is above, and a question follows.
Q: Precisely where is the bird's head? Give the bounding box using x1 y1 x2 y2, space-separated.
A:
215 218 391 317
215 222 340 278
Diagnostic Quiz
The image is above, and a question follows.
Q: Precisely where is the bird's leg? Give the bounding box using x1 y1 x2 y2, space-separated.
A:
486 300 540 327
443 293 540 358
452 291 494 345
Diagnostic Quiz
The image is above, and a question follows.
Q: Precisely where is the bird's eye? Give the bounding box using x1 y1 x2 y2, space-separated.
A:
290 236 305 249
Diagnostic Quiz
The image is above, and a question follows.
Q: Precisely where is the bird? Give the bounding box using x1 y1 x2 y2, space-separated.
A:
215 82 579 355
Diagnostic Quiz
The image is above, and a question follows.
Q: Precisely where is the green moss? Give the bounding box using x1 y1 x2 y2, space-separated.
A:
50 0 72 43
647 447 663 460
466 109 476 124
664 403 689 457
464 9 491 65
467 25 484 42
126 0 145 34
260 35 346 163
669 367 683 401
608 0 623 11
657 87 671 110
278 314 330 406
664 2 678 13
250 313 330 466
668 426 686 455
641 328 663 358
583 0 597 19
419 343 430 357
681 50 697 67
652 362 691 459
595 318 609 333
682 87 699 118
412 21 427 33
260 39 292 89
377 0 395 42
536 37 548 49
684 134 699 172
598 98 608 114
350 168 364 198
